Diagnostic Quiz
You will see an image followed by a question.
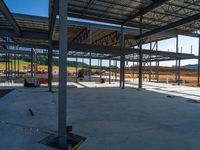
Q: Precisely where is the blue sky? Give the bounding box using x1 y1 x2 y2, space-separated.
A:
4 0 48 16
4 0 199 67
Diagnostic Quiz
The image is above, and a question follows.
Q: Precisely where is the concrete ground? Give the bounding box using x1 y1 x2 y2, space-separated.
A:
1 81 200 149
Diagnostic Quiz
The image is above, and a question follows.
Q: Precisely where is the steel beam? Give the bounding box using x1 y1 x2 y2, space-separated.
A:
72 28 89 43
109 59 111 84
175 36 179 82
136 12 200 40
156 41 159 82
138 15 143 89
123 0 168 25
149 42 152 82
58 0 68 149
89 29 92 82
76 56 78 82
177 59 181 85
100 59 102 79
48 40 53 92
120 26 125 89
0 0 21 36
48 0 58 39
0 28 48 40
31 48 33 78
18 54 19 77
198 36 200 86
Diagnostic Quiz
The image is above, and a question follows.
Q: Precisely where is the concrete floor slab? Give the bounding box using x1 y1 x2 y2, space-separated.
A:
1 81 200 149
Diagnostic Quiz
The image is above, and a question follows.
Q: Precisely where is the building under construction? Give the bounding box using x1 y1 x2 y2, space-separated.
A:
1 0 200 149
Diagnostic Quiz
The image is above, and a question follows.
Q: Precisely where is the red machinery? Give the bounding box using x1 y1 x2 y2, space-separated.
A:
36 71 49 84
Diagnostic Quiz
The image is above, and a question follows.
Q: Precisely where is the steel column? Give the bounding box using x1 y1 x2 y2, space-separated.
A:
100 59 102 79
156 41 159 83
120 25 125 89
34 50 37 77
58 0 68 149
109 59 111 84
76 56 78 82
8 54 10 80
89 53 91 82
11 54 13 78
198 36 200 86
14 54 16 77
115 60 117 81
175 36 179 82
132 54 134 81
31 48 33 78
5 53 7 79
18 54 19 77
149 42 152 82
138 15 143 89
89 29 92 82
48 40 53 92
178 59 181 85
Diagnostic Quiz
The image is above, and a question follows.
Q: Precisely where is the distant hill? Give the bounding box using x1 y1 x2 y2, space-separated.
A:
183 64 198 70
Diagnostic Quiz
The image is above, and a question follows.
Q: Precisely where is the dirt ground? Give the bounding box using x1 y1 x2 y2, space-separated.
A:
122 66 199 87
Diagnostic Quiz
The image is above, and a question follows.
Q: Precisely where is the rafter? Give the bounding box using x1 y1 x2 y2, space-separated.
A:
123 0 169 25
136 12 200 40
0 0 21 36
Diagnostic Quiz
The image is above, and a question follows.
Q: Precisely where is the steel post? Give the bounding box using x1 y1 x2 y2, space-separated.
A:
175 36 179 82
58 0 68 149
18 54 19 78
31 48 33 78
76 56 78 82
89 29 92 82
178 59 181 85
138 15 143 89
109 59 111 84
198 36 200 86
156 41 159 83
149 42 152 82
5 53 7 79
120 25 125 89
100 59 102 79
89 53 91 82
48 40 53 92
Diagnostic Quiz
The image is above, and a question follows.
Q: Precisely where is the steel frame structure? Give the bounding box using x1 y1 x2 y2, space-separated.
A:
0 0 200 149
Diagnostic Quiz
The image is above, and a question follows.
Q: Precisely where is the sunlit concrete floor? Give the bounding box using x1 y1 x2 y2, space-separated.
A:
1 81 200 149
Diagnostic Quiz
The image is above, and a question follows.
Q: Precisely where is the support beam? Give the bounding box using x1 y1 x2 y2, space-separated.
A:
132 54 134 82
48 0 58 39
149 42 152 82
18 54 20 78
0 0 21 36
76 56 78 82
156 41 159 83
72 28 89 43
138 15 143 89
175 36 179 82
5 53 8 79
123 0 168 25
115 60 117 81
31 49 33 78
48 40 53 92
100 59 102 79
177 59 181 85
58 0 68 149
120 25 125 89
198 36 200 86
89 53 91 81
89 29 92 82
136 12 200 40
109 59 111 84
